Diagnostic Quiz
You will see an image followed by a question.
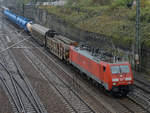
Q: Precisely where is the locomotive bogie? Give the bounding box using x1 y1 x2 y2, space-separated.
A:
111 85 131 97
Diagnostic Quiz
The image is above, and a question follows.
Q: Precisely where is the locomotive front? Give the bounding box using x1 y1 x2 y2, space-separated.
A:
109 62 133 96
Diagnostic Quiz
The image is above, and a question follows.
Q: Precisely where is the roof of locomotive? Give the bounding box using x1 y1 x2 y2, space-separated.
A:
73 46 101 63
31 24 50 35
72 46 128 65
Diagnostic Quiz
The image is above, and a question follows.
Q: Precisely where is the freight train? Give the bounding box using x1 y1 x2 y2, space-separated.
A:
2 7 134 97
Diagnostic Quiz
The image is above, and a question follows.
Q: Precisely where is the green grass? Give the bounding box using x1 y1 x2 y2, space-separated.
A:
39 0 150 48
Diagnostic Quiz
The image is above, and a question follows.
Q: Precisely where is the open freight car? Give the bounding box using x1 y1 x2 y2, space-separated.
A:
47 35 77 60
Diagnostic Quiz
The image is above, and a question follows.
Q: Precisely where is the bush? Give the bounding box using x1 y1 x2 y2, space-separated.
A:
141 7 150 22
122 37 134 48
111 0 133 9
39 0 150 49
92 0 111 5
76 0 93 7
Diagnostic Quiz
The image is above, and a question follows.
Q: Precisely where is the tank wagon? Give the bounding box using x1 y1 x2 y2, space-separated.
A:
2 8 134 97
3 9 32 31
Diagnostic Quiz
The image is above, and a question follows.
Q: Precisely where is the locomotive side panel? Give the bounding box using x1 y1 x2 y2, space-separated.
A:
99 62 112 90
69 47 110 90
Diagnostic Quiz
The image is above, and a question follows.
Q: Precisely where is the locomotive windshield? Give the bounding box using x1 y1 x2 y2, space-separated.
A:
111 66 120 74
111 65 130 74
120 65 130 73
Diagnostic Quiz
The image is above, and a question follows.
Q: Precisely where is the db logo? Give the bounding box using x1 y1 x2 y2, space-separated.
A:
120 78 124 81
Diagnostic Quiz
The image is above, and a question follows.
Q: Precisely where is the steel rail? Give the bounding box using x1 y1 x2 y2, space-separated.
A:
23 46 95 113
12 76 43 113
8 49 45 113
0 60 26 113
0 60 42 113
0 71 21 113
0 53 43 113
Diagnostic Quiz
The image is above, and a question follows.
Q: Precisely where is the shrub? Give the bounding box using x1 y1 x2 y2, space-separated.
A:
92 0 111 5
111 0 134 9
141 7 150 22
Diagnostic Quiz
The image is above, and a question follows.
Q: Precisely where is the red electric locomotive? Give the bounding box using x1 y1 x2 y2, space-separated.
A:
69 46 133 96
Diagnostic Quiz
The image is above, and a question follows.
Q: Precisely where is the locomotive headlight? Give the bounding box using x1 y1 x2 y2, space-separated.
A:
113 83 116 85
125 77 132 81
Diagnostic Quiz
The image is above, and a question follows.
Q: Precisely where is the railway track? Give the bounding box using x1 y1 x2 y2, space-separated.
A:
2 15 150 113
134 78 150 94
128 88 150 112
18 39 148 113
1 16 110 113
30 41 150 113
0 52 47 113
0 63 42 113
127 75 150 112
1 19 96 112
22 46 96 113
0 20 47 113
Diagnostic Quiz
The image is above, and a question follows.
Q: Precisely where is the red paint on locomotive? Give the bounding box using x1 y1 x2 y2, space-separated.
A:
69 46 133 94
